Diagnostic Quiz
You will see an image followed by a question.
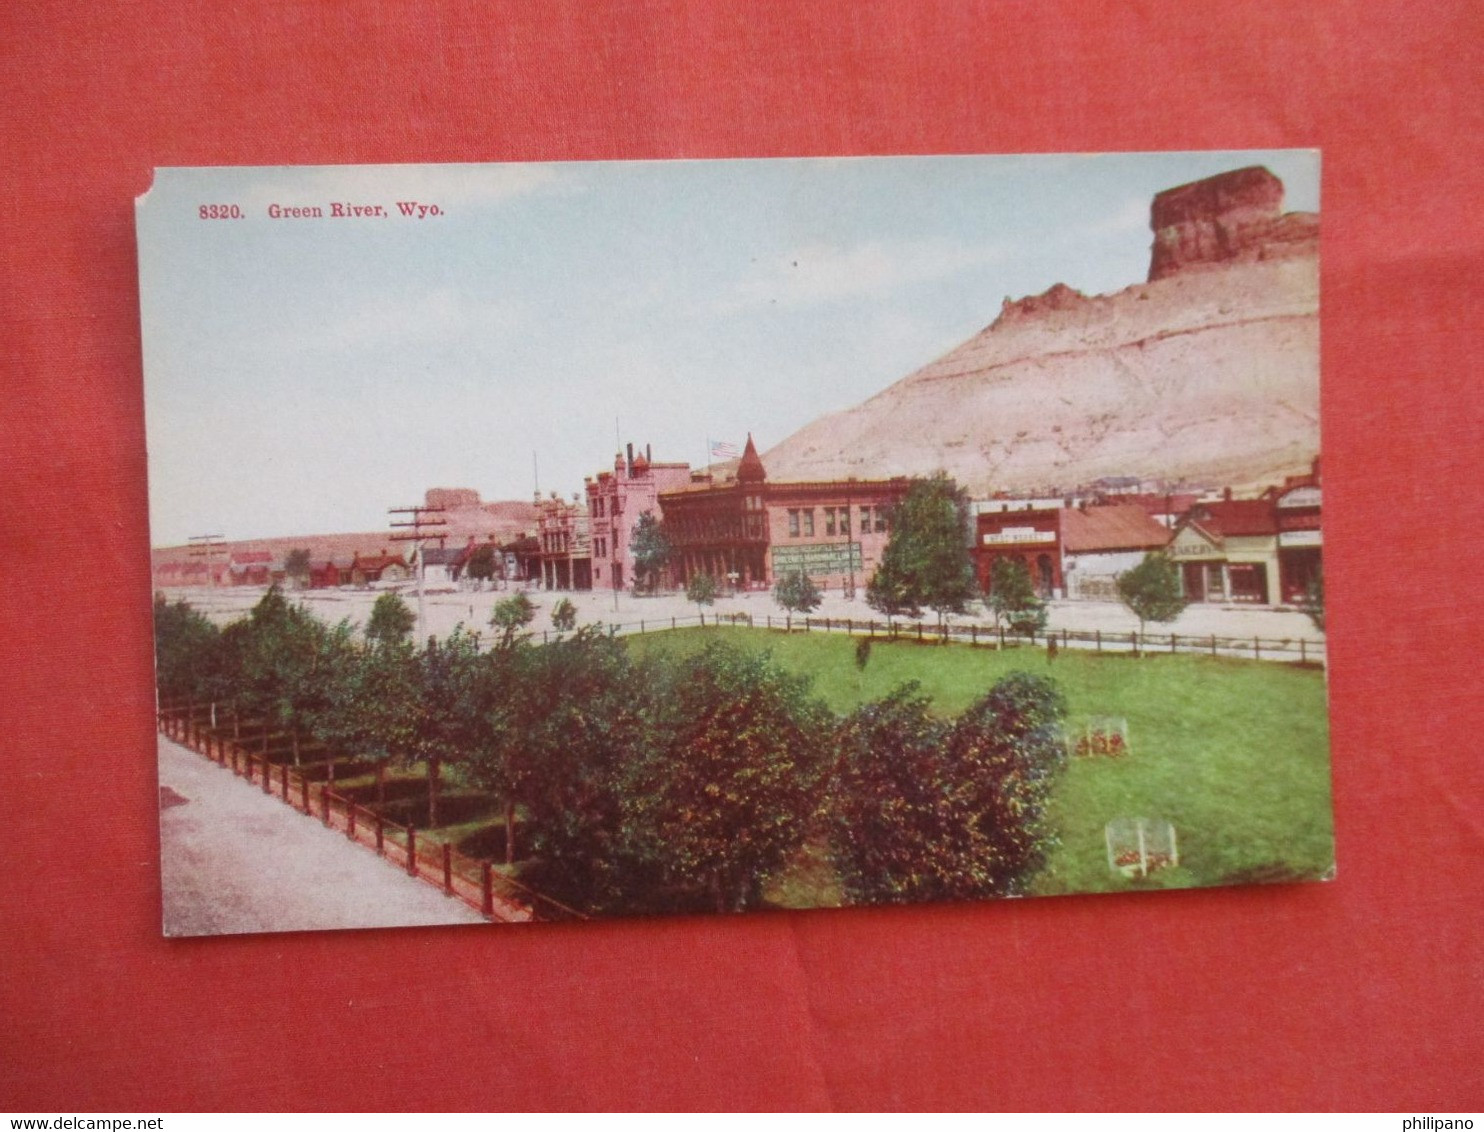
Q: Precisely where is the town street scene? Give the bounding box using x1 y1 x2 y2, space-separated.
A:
141 153 1331 932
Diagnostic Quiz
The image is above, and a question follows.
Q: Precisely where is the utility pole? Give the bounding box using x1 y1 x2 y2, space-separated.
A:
187 533 225 613
187 533 226 728
389 505 448 642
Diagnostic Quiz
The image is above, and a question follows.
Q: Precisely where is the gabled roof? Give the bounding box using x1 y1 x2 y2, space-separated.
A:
350 551 408 570
1186 499 1278 537
1061 505 1172 553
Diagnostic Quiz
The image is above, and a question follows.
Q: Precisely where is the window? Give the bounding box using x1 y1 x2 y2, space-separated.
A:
788 509 800 537
840 509 850 536
824 507 836 536
860 506 872 533
876 509 888 533
803 509 815 536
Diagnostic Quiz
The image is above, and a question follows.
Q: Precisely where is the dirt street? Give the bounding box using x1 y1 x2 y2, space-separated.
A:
158 736 485 937
170 579 1325 646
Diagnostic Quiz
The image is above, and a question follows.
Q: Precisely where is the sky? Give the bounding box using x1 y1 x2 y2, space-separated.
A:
138 150 1319 547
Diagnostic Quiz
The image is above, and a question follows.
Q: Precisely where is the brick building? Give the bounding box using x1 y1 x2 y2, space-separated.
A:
1167 461 1321 606
534 492 591 591
584 443 692 593
657 435 911 593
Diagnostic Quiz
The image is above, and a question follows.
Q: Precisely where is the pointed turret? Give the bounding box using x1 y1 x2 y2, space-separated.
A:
736 433 767 484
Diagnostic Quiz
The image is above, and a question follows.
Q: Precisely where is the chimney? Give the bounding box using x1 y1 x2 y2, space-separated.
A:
626 443 634 474
1223 487 1233 502
646 443 652 463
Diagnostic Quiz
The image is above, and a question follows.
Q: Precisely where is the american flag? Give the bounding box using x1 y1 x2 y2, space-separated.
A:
710 440 740 460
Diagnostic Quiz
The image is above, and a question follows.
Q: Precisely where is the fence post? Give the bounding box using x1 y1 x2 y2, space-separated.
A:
1171 633 1177 654
1254 637 1260 661
970 625 977 646
1300 638 1307 664
672 616 676 630
321 785 331 826
482 862 494 919
301 774 309 812
407 827 417 876
281 763 289 800
640 619 645 633
1131 631 1138 657
260 755 271 793
917 622 924 642
347 803 356 841
1210 634 1217 657
375 814 384 855
443 843 453 895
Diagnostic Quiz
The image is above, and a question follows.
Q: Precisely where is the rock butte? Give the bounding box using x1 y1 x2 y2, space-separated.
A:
762 165 1320 497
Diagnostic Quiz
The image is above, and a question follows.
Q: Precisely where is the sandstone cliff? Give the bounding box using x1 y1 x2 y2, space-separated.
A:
761 167 1319 495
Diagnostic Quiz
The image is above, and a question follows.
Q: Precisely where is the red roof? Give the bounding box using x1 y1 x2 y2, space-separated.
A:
351 551 407 570
1186 499 1278 537
736 433 767 483
1060 505 1172 553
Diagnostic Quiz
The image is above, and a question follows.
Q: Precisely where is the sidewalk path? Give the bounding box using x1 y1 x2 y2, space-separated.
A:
158 736 485 937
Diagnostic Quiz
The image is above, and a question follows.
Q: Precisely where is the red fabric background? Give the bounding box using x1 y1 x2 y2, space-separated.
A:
3 1 1481 1112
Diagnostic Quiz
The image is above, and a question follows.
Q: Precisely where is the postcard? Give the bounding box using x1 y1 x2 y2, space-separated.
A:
139 152 1331 935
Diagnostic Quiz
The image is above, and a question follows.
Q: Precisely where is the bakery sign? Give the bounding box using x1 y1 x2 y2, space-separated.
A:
1169 526 1223 560
982 526 1056 545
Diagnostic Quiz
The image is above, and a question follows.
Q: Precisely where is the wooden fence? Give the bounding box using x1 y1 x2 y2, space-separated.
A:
157 708 586 924
594 611 1325 666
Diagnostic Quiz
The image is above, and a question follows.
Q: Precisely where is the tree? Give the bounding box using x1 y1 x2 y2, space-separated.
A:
685 572 717 620
236 586 328 764
864 557 922 627
407 627 482 826
480 628 649 897
465 543 497 588
550 597 577 633
629 511 671 593
986 557 1047 639
830 683 957 905
316 633 420 801
867 474 977 630
831 673 1068 905
152 595 220 710
1115 552 1188 641
773 569 822 631
491 592 536 648
942 672 1068 896
625 641 834 914
366 592 415 646
283 547 312 589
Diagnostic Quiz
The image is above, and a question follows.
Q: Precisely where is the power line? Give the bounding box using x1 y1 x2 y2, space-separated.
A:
389 506 449 642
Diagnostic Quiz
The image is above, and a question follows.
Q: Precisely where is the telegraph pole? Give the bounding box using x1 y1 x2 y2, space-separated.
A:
187 533 225 612
389 505 448 642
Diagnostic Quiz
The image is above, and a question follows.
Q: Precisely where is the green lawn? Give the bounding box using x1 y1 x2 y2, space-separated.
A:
627 626 1334 898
